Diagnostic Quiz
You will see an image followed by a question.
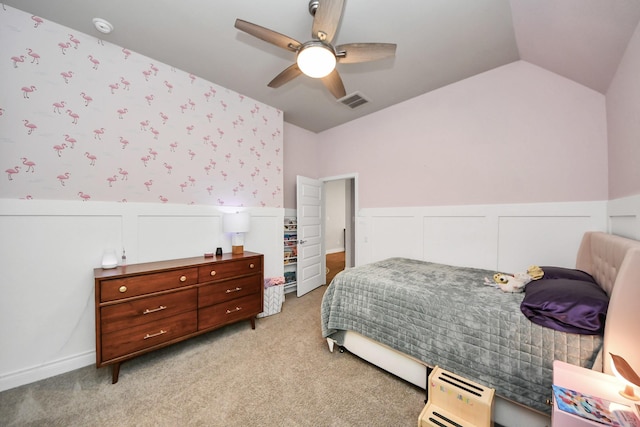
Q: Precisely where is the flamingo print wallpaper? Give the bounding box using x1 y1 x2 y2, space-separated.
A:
0 6 283 207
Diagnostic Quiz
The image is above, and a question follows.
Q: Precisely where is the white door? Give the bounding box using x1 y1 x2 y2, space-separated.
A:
296 175 324 296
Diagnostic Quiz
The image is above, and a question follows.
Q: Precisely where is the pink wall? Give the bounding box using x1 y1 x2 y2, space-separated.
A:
606 20 640 199
0 6 283 207
316 61 608 208
282 122 319 209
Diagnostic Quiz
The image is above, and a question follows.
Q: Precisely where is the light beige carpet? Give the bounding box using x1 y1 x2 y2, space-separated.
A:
0 285 425 426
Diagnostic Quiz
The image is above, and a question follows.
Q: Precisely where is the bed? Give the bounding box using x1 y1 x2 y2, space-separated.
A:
321 231 640 426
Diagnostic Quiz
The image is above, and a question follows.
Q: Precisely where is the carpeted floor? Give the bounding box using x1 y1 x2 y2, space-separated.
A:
0 285 425 426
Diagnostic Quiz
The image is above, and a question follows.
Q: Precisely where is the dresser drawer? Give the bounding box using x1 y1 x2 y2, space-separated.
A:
100 288 197 334
198 294 262 330
100 268 198 302
198 275 261 308
198 257 262 282
101 310 197 362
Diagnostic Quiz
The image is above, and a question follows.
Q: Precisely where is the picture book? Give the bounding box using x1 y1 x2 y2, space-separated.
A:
553 385 640 426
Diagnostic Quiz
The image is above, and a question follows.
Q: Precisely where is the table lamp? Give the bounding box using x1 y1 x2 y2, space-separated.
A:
610 353 640 401
223 211 250 254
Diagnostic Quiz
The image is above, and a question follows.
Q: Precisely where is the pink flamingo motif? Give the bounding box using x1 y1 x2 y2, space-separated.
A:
80 92 93 106
233 187 239 196
188 98 196 110
206 185 214 195
26 48 40 64
263 177 269 186
209 159 217 169
204 164 212 175
142 69 152 81
217 198 225 205
21 158 36 172
159 112 169 124
220 100 227 111
140 120 149 130
163 163 173 174
220 171 228 180
0 108 3 116
188 176 196 186
209 87 217 97
252 190 258 198
238 94 245 102
203 135 211 144
188 149 196 160
237 138 244 147
120 77 130 90
118 168 128 180
66 109 79 124
119 136 129 149
186 125 194 134
57 172 70 185
169 141 178 152
23 120 37 135
5 166 20 180
159 195 168 203
145 94 154 105
93 128 105 140
150 63 159 75
144 180 153 191
254 104 260 113
52 101 65 113
189 73 196 84
106 175 117 187
108 82 119 94
262 116 268 125
210 142 218 151
179 182 188 192
122 48 131 59
69 34 80 49
250 108 257 117
11 55 25 68
148 148 158 159
204 92 212 102
164 80 173 93
275 147 281 156
64 134 77 148
179 104 188 114
60 71 74 84
117 108 128 119
217 128 224 139
260 140 267 149
238 159 245 168
21 86 36 99
53 143 67 157
225 153 232 162
206 112 213 122
88 55 100 70
141 155 151 166
232 120 239 128
78 192 91 201
31 15 44 27
84 152 97 166
58 42 71 55
150 127 160 140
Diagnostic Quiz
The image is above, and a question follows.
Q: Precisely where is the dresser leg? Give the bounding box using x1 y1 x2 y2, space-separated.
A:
111 362 121 384
250 318 256 329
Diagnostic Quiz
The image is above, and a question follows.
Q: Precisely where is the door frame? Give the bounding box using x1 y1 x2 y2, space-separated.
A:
321 173 358 272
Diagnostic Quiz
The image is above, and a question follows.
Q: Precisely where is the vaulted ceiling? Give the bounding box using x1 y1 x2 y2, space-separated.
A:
5 0 640 133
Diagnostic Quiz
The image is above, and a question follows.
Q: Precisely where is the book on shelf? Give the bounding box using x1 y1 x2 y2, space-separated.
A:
553 385 640 427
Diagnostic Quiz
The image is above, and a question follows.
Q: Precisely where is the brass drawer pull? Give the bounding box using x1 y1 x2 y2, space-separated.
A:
119 286 127 293
143 329 167 340
226 306 242 314
210 270 216 276
225 287 242 293
143 305 167 315
179 275 187 282
249 264 254 269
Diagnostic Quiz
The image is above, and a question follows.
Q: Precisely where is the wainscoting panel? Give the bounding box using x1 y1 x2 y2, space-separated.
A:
423 216 496 269
608 194 640 240
370 215 421 262
0 198 283 392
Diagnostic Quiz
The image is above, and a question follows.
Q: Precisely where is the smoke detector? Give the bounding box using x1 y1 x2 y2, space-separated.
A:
92 18 113 34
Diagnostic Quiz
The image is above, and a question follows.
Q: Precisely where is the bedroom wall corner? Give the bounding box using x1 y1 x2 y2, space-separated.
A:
607 193 640 240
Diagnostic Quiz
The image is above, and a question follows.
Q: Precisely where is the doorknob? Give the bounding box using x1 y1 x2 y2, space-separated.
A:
299 239 307 244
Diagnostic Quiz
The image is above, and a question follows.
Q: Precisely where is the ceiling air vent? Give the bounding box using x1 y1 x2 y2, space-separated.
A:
338 92 370 109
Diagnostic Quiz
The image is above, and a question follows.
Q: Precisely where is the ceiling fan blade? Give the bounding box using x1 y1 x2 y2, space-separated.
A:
268 63 303 88
312 0 345 43
335 43 397 64
235 19 301 52
321 69 346 99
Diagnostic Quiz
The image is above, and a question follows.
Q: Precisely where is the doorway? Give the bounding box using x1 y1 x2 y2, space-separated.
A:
323 175 356 283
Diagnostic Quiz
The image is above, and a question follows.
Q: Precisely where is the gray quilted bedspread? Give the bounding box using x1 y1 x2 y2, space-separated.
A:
320 258 603 414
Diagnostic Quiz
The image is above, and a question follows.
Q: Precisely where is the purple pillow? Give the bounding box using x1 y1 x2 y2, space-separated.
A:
520 278 608 335
539 266 596 283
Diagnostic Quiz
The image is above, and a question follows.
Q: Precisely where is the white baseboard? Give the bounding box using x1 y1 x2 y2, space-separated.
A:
0 351 95 392
326 247 345 255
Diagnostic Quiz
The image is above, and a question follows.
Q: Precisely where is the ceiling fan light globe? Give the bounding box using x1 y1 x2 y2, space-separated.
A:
297 44 336 78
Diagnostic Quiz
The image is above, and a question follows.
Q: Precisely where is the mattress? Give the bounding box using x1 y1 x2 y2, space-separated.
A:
321 258 603 414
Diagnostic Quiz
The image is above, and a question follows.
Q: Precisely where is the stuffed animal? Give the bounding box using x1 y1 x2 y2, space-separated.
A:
484 272 532 293
527 265 544 280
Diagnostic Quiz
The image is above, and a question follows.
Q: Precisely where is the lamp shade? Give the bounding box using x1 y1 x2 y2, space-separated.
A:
223 211 250 233
296 42 336 78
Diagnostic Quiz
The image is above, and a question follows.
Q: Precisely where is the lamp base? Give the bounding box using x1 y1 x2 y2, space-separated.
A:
231 245 244 255
620 385 640 401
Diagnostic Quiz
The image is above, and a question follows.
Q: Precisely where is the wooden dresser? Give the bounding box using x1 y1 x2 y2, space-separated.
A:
94 251 263 383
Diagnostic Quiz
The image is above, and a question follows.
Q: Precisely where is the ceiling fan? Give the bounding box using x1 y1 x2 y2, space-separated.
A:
234 0 397 99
